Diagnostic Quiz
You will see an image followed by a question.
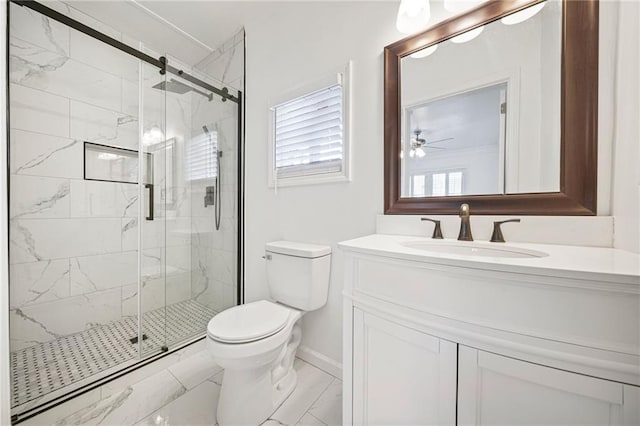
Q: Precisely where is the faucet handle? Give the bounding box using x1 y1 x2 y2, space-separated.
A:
490 219 521 243
421 218 444 239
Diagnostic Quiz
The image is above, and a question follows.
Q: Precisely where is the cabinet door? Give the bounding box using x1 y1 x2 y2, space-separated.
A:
352 309 457 425
458 346 640 426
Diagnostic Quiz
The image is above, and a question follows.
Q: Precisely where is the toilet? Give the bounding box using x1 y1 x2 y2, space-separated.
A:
207 241 331 426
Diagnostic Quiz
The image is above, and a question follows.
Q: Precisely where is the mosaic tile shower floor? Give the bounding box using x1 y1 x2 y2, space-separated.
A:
11 299 216 408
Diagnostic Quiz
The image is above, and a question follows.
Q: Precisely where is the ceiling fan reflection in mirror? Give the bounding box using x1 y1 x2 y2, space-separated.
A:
409 129 453 158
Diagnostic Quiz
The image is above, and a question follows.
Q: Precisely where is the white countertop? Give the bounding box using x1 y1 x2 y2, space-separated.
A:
338 234 640 285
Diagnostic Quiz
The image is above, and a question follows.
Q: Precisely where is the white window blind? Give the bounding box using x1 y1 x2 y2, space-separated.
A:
448 171 463 195
432 173 447 196
412 174 426 196
187 131 217 181
273 83 343 179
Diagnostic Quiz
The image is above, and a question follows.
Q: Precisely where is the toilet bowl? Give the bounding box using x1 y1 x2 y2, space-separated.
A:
207 301 303 425
207 241 331 426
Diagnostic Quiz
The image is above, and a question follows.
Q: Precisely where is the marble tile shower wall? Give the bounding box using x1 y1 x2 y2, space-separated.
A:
7 3 193 351
190 31 244 312
195 28 245 93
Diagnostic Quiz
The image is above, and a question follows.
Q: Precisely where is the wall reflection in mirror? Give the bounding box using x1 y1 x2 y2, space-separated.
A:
400 0 562 198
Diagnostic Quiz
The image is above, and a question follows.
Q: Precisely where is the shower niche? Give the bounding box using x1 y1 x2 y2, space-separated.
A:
7 0 243 420
84 142 153 184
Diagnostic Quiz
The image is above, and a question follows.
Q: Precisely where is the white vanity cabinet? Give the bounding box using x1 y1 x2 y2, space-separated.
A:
352 308 457 426
458 346 640 426
340 235 640 426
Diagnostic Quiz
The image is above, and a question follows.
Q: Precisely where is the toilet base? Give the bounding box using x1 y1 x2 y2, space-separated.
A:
216 322 302 426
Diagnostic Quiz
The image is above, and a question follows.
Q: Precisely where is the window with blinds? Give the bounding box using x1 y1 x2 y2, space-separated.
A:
187 131 217 181
272 83 344 180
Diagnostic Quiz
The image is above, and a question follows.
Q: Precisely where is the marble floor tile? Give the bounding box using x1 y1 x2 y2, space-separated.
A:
307 379 342 426
18 350 341 426
100 340 207 400
55 370 186 426
20 389 102 426
167 348 222 390
268 359 334 426
135 373 222 426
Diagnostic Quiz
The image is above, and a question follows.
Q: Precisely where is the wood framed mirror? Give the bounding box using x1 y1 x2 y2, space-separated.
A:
384 0 598 215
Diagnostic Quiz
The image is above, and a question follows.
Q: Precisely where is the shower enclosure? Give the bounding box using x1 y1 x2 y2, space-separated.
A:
7 1 243 420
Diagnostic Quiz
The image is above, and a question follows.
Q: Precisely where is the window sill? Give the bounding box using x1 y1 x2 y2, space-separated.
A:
268 173 350 188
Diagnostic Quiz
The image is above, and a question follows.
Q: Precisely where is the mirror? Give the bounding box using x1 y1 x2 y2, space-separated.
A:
401 0 561 197
385 0 598 215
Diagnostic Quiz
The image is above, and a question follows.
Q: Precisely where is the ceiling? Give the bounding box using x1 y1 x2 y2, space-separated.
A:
64 0 469 67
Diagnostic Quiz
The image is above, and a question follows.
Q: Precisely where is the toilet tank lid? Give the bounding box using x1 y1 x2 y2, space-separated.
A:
266 241 331 258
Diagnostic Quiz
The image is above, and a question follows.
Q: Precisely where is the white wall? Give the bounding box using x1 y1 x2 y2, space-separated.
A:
242 0 638 371
243 2 399 367
610 0 640 253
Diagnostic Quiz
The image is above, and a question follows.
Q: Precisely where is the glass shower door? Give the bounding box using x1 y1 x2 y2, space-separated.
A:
138 56 169 356
161 56 240 349
137 53 241 355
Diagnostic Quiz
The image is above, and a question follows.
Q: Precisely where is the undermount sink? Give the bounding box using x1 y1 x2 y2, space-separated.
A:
400 240 548 259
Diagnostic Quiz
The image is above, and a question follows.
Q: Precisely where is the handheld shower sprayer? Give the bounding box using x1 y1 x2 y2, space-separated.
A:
202 125 222 231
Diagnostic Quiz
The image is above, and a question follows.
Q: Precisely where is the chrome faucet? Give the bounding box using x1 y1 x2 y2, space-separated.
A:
457 203 473 241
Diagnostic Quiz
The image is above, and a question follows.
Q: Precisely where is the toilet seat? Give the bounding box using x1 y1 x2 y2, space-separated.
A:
207 300 291 343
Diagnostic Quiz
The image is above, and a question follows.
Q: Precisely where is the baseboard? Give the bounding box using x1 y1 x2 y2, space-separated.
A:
296 345 342 380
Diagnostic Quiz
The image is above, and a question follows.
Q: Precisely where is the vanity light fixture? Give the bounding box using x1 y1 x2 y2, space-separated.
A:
410 44 438 59
501 2 546 25
396 0 431 34
450 25 484 43
443 0 485 13
409 147 424 158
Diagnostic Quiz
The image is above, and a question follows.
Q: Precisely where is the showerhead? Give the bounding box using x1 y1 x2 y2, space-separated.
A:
153 79 214 101
152 79 193 94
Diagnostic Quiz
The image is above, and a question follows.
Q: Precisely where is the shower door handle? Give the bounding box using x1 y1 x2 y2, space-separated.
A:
145 183 154 221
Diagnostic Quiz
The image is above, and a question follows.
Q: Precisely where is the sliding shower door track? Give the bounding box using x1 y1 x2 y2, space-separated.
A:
9 0 240 104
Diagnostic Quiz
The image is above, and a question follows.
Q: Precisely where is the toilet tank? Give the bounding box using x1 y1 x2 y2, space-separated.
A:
265 241 331 311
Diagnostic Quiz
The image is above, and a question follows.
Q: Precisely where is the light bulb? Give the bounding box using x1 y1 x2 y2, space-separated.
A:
415 147 426 158
409 149 416 158
410 44 438 59
143 126 164 146
501 2 545 25
98 153 120 161
405 1 423 17
450 26 484 43
396 0 431 34
443 0 485 14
